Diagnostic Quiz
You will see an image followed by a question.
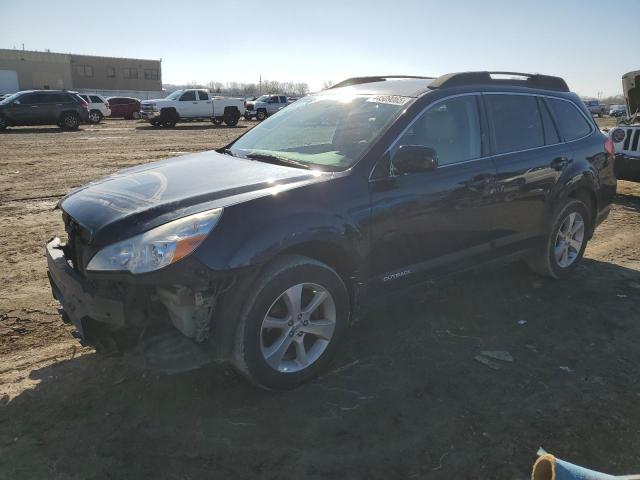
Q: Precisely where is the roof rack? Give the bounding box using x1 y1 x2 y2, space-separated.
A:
329 75 435 89
428 71 569 92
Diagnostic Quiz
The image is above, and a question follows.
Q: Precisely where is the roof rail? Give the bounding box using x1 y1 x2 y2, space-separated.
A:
329 75 435 89
428 71 569 92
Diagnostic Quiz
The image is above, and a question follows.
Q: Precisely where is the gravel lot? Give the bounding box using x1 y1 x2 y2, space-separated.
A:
1 118 640 479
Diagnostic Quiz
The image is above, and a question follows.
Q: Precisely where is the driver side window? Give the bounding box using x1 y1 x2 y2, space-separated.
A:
396 95 481 166
179 91 196 101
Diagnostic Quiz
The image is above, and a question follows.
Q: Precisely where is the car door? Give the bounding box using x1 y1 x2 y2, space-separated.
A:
367 94 499 291
267 95 280 114
6 93 40 124
45 93 70 123
108 98 122 117
484 93 571 255
178 90 198 117
196 90 213 117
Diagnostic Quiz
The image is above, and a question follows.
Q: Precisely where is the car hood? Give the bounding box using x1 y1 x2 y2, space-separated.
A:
60 150 330 246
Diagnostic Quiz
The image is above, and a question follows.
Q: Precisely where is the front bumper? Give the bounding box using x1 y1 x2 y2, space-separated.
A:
46 237 125 338
615 153 640 181
140 110 161 120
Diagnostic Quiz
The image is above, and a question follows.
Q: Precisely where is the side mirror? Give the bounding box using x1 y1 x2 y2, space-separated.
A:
392 145 438 174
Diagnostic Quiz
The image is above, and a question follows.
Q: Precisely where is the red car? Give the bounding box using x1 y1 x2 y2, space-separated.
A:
105 97 141 119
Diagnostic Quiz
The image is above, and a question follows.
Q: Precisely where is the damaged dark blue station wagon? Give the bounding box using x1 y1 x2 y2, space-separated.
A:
47 72 616 389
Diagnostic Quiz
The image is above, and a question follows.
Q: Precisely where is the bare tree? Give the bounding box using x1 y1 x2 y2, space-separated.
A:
322 80 335 90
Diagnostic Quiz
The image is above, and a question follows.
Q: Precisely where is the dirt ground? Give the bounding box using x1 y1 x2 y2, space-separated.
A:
1 117 640 479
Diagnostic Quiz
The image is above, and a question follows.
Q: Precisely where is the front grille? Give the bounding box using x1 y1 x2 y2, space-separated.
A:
621 127 640 154
63 213 92 273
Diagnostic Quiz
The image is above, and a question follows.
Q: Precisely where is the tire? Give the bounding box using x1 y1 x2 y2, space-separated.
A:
89 110 103 124
162 120 176 128
224 111 239 126
0 116 6 131
527 199 591 279
256 110 267 121
59 112 80 130
232 255 349 390
211 117 223 125
244 113 252 121
150 119 161 127
132 111 141 120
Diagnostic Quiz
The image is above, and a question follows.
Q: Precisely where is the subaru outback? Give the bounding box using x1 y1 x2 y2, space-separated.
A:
46 72 616 389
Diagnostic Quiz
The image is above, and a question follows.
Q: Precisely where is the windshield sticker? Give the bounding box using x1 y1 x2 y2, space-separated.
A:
367 95 411 106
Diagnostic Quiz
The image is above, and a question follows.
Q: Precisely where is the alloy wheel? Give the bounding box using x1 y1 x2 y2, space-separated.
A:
64 115 78 128
554 212 585 268
260 283 336 373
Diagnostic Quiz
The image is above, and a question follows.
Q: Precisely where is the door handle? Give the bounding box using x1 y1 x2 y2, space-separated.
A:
550 157 572 171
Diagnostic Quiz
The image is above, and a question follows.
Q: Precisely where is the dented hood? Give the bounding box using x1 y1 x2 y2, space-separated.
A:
60 150 327 246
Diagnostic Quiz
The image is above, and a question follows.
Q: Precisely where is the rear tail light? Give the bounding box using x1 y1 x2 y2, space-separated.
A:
80 99 88 110
604 137 615 157
244 100 247 108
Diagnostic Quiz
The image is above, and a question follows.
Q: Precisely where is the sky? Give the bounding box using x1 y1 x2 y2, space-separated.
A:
1 0 637 97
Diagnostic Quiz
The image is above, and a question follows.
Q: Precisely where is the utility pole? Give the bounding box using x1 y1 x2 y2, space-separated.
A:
259 75 262 94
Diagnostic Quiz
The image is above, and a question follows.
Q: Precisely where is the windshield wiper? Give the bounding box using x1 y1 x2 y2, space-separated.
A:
245 153 311 170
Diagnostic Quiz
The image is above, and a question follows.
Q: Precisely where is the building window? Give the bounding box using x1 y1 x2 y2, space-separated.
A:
106 67 116 78
122 68 138 79
75 65 93 77
144 69 159 80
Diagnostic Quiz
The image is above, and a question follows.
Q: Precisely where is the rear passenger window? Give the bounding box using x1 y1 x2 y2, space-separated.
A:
397 95 481 166
19 94 43 104
485 94 544 154
547 98 592 141
280 96 287 103
198 91 209 100
538 99 560 145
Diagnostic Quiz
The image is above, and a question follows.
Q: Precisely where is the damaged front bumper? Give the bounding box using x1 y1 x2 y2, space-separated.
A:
46 237 234 371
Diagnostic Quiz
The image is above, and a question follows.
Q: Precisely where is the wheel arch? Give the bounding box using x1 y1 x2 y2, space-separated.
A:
567 185 597 234
160 107 179 119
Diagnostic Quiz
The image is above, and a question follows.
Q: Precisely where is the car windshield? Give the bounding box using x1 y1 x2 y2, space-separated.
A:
165 90 185 100
256 95 269 102
229 92 411 171
0 92 21 105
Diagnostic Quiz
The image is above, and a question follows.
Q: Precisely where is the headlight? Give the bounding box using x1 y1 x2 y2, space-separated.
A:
86 208 222 274
611 128 625 143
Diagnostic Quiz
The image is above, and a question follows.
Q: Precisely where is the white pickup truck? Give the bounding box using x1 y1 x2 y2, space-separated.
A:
140 89 245 127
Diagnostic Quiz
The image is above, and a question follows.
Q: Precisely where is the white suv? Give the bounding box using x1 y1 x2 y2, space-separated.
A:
79 94 111 123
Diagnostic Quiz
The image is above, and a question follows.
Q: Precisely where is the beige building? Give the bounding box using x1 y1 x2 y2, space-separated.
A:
0 49 162 97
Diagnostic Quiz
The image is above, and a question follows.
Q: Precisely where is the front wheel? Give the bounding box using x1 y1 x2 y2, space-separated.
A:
232 255 349 390
527 199 590 279
89 110 103 124
256 110 267 121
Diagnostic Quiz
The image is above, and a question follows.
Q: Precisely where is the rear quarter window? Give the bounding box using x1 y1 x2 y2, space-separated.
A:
485 94 545 154
90 95 102 103
547 98 592 141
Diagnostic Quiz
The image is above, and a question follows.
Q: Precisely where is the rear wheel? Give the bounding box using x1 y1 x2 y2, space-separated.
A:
232 255 349 390
224 110 239 126
89 110 103 124
59 112 80 130
527 199 590 279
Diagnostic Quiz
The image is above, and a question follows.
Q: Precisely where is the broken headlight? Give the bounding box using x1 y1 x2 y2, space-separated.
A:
86 208 223 274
